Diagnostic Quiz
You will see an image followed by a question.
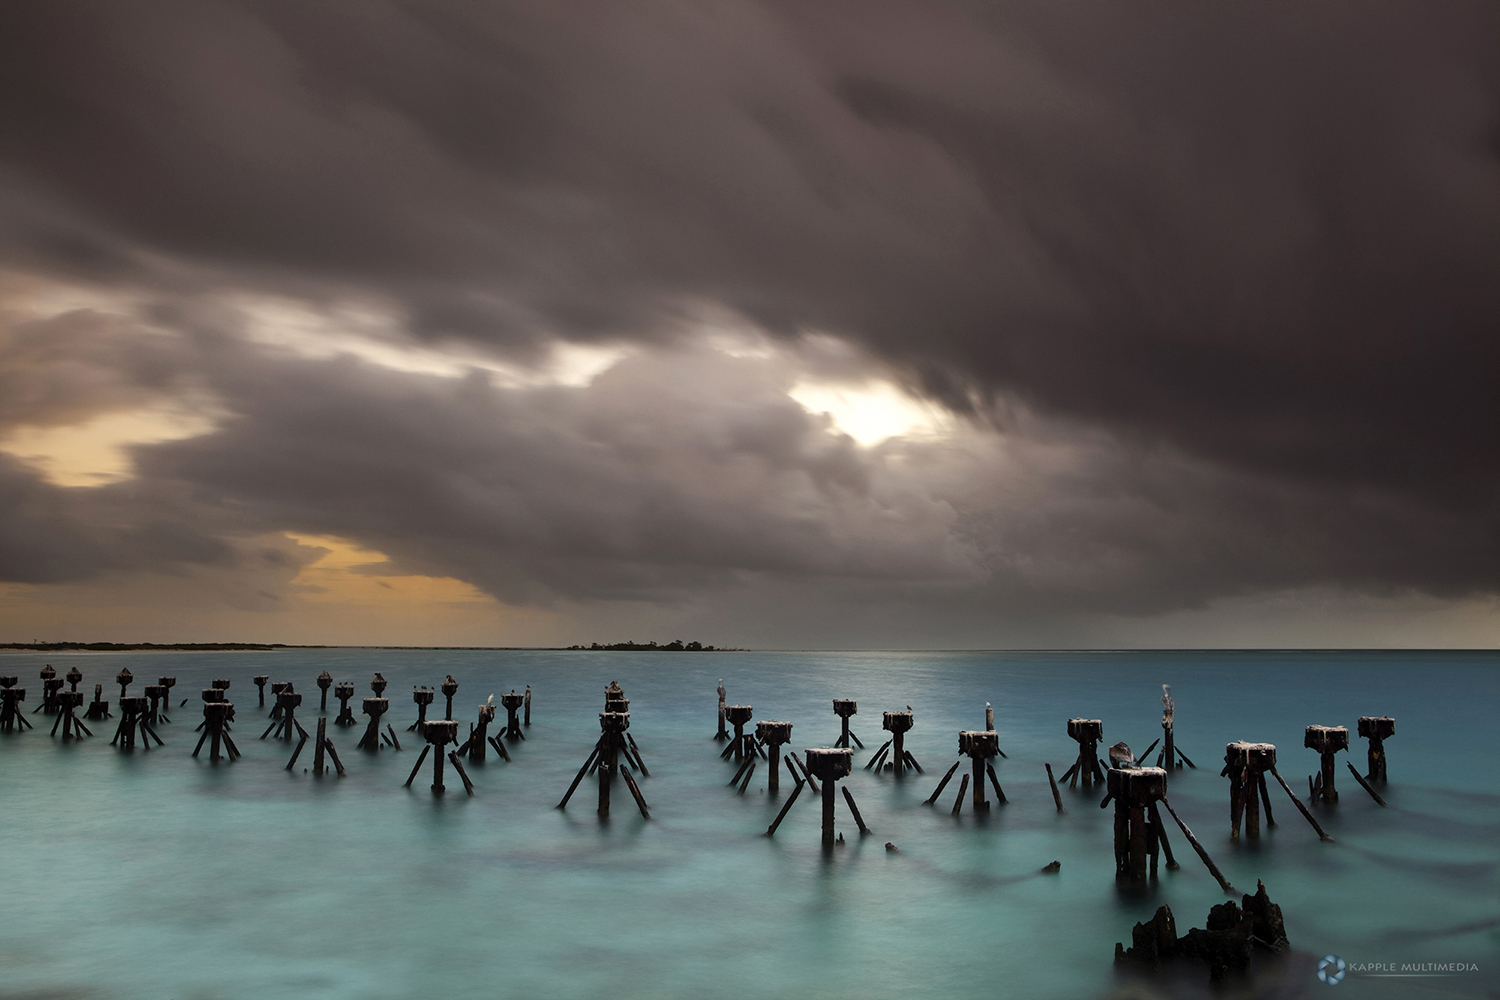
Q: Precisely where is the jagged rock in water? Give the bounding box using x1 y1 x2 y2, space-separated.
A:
1114 881 1289 982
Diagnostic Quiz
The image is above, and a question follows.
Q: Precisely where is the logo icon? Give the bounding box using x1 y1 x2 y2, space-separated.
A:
1318 954 1347 985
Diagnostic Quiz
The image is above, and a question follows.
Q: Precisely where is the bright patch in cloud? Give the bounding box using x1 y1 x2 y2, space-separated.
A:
788 379 954 446
285 533 494 606
0 402 219 487
235 295 629 387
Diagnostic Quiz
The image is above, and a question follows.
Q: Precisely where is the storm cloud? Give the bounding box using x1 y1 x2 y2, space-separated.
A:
0 1 1497 642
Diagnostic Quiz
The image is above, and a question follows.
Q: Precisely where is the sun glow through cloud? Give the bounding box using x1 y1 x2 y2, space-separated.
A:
0 403 220 487
788 379 955 446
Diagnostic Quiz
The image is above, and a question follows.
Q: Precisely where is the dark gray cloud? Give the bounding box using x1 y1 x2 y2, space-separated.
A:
0 1 1497 628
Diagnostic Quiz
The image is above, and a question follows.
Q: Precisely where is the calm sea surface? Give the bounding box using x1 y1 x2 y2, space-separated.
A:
1 649 1496 1000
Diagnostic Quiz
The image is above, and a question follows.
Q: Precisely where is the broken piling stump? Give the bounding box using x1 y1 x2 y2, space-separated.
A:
1063 719 1105 789
501 690 525 740
85 683 109 721
1357 716 1394 784
405 719 460 794
715 679 727 741
408 686 434 733
1222 742 1277 839
144 685 168 727
756 720 793 794
262 685 307 741
156 676 176 720
877 710 915 778
51 690 91 740
1304 725 1347 805
723 705 754 762
192 688 240 762
463 698 496 763
111 696 163 751
269 682 289 719
832 699 863 749
804 747 856 846
356 697 391 751
333 682 357 726
36 665 60 715
1103 759 1169 882
1116 881 1288 982
524 685 531 726
959 731 1002 812
1 676 33 732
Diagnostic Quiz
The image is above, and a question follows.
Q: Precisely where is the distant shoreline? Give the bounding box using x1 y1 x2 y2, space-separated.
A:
0 642 742 652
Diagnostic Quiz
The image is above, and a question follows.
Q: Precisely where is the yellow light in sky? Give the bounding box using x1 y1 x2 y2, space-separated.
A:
0 404 219 487
285 533 493 606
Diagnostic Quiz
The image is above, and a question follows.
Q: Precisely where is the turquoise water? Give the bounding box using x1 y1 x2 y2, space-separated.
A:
1 649 1496 1000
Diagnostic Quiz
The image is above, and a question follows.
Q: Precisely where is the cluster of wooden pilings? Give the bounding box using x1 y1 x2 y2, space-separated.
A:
0 666 531 793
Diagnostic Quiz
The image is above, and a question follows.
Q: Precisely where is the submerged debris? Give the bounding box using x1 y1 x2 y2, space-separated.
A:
1115 881 1289 981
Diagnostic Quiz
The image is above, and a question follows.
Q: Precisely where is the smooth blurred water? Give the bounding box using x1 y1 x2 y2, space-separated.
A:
1 649 1496 1000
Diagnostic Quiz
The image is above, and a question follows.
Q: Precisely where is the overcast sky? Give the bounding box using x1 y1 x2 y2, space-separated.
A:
1 1 1497 648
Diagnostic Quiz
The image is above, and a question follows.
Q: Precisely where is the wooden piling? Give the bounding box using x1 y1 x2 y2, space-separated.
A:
621 763 650 818
1045 763 1066 813
313 717 327 775
405 745 432 787
951 773 969 816
1159 796 1238 896
841 787 871 835
925 759 962 806
1268 766 1330 840
447 752 475 796
765 777 804 836
1346 762 1387 807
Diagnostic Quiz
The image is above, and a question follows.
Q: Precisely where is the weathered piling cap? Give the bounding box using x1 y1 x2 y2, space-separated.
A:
501 691 524 710
960 730 999 757
441 675 459 697
756 720 793 743
253 674 269 687
316 671 333 689
202 688 226 702
67 667 84 685
270 681 289 696
0 676 17 689
116 668 133 686
121 695 148 712
724 704 753 725
362 697 390 715
1357 717 1395 740
157 675 175 688
40 665 56 679
144 685 167 699
1304 725 1349 754
203 701 232 720
803 747 854 780
477 703 496 721
1067 718 1103 742
1225 741 1276 769
832 698 857 718
276 689 303 709
1107 765 1167 803
605 680 624 696
599 710 631 733
212 678 231 690
43 676 65 690
334 682 355 697
371 674 388 696
883 710 914 733
423 719 459 745
59 690 84 708
413 686 434 703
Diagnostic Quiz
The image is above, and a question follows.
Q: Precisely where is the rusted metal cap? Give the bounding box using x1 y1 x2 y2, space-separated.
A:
960 730 999 757
424 719 459 745
1067 718 1103 742
803 747 853 780
756 720 793 744
1107 765 1167 803
882 711 914 734
1304 725 1349 754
